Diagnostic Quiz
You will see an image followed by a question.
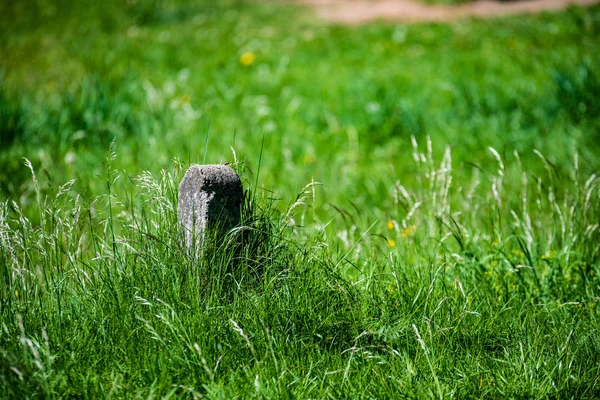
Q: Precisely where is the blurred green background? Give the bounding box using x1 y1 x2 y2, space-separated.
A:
1 0 599 220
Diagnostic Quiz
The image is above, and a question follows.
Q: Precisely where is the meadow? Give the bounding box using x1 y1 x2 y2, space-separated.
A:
1 0 599 398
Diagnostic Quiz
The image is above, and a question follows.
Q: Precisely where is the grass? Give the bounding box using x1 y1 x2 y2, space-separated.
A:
1 0 600 398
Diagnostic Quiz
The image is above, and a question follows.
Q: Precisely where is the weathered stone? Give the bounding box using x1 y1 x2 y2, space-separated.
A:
178 164 243 251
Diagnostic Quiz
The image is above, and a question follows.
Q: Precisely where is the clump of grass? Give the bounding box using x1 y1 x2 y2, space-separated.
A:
1 143 599 398
0 155 365 397
378 137 600 303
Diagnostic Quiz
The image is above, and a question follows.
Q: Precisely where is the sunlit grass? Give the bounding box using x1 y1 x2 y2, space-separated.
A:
0 0 599 398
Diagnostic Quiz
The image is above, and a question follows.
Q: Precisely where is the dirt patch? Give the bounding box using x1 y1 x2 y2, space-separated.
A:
297 0 599 24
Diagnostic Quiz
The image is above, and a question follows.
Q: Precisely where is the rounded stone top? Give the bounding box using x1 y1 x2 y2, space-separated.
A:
179 164 243 195
178 164 244 250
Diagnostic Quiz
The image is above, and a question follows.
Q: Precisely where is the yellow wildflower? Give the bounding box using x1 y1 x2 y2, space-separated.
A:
511 249 524 258
15 289 19 298
179 94 191 105
387 220 395 230
387 239 396 248
240 52 255 66
303 154 313 165
541 250 557 260
401 225 416 238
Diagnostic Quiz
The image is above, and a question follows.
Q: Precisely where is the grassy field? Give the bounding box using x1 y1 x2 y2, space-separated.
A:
1 0 600 398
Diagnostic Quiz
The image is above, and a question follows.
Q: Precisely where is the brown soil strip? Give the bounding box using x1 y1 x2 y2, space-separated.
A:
297 0 599 24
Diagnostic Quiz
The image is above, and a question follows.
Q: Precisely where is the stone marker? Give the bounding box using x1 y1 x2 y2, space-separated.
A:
178 164 244 251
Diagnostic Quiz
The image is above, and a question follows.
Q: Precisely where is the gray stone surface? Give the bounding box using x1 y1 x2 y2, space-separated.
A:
178 164 243 251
